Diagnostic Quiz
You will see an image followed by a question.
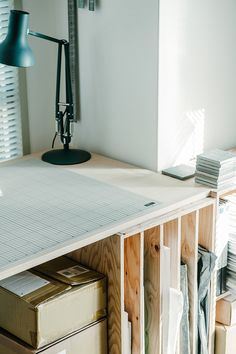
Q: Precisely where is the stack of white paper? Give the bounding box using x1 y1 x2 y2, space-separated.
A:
195 149 236 188
216 199 230 295
223 193 236 292
123 311 132 354
167 288 183 354
162 246 183 354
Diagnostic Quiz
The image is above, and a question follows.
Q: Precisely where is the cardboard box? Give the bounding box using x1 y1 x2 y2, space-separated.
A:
33 256 104 286
215 322 236 354
0 257 106 348
0 319 107 354
216 294 236 325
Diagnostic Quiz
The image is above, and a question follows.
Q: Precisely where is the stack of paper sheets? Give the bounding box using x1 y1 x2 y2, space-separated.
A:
224 193 236 292
195 149 236 188
215 199 230 295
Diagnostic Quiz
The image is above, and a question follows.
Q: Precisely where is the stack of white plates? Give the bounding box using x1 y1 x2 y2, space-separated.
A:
195 149 236 188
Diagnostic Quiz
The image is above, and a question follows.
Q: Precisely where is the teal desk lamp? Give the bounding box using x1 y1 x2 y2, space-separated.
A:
0 10 91 165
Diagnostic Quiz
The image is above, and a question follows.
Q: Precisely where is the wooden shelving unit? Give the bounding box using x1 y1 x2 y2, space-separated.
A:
69 196 216 354
0 153 220 354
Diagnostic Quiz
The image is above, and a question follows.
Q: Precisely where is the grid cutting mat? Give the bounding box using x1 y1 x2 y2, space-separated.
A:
0 159 160 270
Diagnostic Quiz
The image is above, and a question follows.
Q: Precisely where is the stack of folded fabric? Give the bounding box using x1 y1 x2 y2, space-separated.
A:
195 149 236 188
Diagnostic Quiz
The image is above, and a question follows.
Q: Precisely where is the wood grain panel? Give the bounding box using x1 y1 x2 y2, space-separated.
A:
124 233 143 354
144 226 162 354
198 204 215 251
68 234 123 354
181 212 199 354
164 218 181 354
164 218 181 290
198 204 216 354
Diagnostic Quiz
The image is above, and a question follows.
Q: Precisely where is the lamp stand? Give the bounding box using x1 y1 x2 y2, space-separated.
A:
28 31 91 166
41 145 91 165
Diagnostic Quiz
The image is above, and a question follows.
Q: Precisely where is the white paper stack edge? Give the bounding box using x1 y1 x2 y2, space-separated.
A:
223 193 236 292
195 149 236 188
123 311 132 354
215 199 230 295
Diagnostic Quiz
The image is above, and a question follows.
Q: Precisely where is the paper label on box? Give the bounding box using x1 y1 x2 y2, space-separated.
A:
0 271 49 297
57 265 89 278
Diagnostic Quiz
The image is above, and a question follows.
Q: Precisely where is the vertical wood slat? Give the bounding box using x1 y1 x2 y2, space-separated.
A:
124 233 144 354
68 200 215 354
163 218 181 354
68 234 123 354
140 232 145 353
198 204 216 354
144 225 163 354
163 218 181 290
181 211 199 354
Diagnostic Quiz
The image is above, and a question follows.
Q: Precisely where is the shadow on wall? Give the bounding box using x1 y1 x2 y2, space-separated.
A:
172 108 205 166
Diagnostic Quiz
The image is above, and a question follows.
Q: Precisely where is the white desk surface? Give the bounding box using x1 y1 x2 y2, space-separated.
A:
0 152 211 281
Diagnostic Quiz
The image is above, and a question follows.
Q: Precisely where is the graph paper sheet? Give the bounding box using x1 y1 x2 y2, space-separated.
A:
0 159 160 273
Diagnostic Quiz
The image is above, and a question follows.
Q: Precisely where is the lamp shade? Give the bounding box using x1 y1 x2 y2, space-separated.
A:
0 10 34 67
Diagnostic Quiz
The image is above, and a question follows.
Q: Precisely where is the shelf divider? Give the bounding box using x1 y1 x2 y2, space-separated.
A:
68 234 124 354
124 233 144 354
181 211 199 354
144 225 163 354
198 204 216 354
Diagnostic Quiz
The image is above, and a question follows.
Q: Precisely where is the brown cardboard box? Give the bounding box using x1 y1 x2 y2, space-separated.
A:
0 258 106 348
33 256 104 286
215 322 236 354
216 294 236 325
0 319 107 354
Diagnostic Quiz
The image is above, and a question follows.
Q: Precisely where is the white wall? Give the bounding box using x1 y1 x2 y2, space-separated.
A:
74 1 159 170
158 0 236 170
21 0 236 171
21 0 159 170
21 0 68 153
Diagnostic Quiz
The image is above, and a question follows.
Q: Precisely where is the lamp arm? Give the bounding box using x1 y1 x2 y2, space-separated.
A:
64 43 74 119
61 42 74 148
28 29 74 148
28 30 67 45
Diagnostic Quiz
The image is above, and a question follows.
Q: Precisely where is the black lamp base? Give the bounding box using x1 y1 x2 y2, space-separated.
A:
41 148 91 165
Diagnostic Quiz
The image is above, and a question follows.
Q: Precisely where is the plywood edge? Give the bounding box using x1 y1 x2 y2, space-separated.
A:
144 226 163 354
181 211 199 354
198 204 216 354
120 198 214 238
124 233 144 354
163 218 181 290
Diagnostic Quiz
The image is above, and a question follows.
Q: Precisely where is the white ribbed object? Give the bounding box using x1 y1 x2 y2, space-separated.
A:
0 0 22 161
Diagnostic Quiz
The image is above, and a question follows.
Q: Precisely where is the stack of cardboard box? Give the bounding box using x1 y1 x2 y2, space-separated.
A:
215 294 236 354
0 256 107 354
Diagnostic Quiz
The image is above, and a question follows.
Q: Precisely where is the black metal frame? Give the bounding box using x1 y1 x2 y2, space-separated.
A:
29 31 74 150
28 30 91 165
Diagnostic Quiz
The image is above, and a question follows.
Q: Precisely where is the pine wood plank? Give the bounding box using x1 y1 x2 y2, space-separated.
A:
144 226 163 354
121 198 214 238
164 218 181 290
198 204 216 354
124 233 144 354
198 204 215 251
181 211 199 354
164 218 181 354
0 153 211 282
68 234 123 354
